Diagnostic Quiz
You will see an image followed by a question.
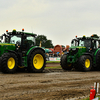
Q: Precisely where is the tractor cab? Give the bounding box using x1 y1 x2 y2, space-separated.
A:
0 29 37 52
71 35 100 52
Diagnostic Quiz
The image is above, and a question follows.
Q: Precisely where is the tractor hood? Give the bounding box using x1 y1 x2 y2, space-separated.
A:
69 46 86 49
0 43 16 56
68 46 86 56
0 43 15 46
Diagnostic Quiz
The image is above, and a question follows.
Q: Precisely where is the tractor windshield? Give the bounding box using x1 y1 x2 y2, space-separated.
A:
71 39 91 47
10 35 21 45
0 34 21 44
79 39 91 47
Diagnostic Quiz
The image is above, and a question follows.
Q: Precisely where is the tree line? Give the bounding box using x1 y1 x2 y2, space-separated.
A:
36 35 54 48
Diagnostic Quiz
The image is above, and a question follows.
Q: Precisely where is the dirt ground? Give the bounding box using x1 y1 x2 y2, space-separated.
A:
0 64 100 100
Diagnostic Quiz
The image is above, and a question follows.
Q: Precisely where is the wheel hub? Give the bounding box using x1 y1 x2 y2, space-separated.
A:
7 57 15 69
34 59 37 64
85 59 90 68
33 54 44 69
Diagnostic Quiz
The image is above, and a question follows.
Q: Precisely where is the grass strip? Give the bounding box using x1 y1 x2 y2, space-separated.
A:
45 66 61 69
46 61 60 63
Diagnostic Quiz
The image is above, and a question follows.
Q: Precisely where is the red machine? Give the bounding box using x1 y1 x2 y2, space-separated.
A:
90 88 96 100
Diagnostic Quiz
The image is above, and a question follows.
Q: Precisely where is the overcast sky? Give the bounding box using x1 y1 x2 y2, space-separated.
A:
0 0 100 46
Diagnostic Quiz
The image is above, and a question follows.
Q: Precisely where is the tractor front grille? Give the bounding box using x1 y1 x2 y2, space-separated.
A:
69 48 78 55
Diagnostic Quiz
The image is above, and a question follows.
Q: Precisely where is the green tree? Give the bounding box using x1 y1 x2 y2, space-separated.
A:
36 35 54 48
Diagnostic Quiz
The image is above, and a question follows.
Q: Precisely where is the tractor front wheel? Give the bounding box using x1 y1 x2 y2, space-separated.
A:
78 55 92 71
27 50 46 73
1 53 18 73
60 54 73 70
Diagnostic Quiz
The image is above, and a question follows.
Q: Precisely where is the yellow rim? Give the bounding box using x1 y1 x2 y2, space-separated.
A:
7 57 15 69
33 54 44 69
85 59 90 68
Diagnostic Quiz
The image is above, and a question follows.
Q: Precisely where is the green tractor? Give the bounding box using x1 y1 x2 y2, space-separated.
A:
0 29 46 73
60 34 100 71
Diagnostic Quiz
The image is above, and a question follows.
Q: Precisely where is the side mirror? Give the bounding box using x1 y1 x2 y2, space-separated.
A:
71 40 74 44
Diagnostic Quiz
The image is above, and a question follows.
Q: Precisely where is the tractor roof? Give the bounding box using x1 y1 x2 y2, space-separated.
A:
76 34 100 41
19 31 37 36
6 29 37 36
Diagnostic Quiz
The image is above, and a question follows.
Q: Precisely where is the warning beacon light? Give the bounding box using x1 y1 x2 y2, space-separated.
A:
13 29 16 32
83 35 86 39
6 30 8 33
22 28 24 31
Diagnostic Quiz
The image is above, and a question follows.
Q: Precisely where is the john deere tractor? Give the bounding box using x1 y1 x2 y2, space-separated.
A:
60 34 100 71
0 29 46 73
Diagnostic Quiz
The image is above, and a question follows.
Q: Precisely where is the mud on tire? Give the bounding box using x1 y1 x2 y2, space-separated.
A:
27 50 46 73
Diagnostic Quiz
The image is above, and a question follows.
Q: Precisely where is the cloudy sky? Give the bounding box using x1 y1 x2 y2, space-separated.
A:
0 0 100 46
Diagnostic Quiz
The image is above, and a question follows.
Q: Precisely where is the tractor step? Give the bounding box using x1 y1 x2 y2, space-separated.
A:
22 57 27 67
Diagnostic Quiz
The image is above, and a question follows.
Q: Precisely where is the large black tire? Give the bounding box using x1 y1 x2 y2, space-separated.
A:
0 57 2 71
95 50 100 70
1 53 18 73
60 54 73 70
27 50 46 73
77 55 92 71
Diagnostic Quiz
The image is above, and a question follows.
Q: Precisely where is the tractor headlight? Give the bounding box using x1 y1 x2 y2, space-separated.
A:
72 48 76 51
69 48 78 55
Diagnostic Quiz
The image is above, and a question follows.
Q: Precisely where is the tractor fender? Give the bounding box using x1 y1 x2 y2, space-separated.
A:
94 48 100 56
7 50 17 56
26 46 45 61
82 53 93 60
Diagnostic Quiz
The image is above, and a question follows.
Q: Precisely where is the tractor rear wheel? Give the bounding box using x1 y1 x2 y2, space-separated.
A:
60 54 73 70
27 50 46 73
1 53 18 73
0 57 2 71
77 55 92 71
95 50 100 70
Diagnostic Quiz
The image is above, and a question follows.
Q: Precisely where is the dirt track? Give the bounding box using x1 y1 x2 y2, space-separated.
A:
0 64 100 100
